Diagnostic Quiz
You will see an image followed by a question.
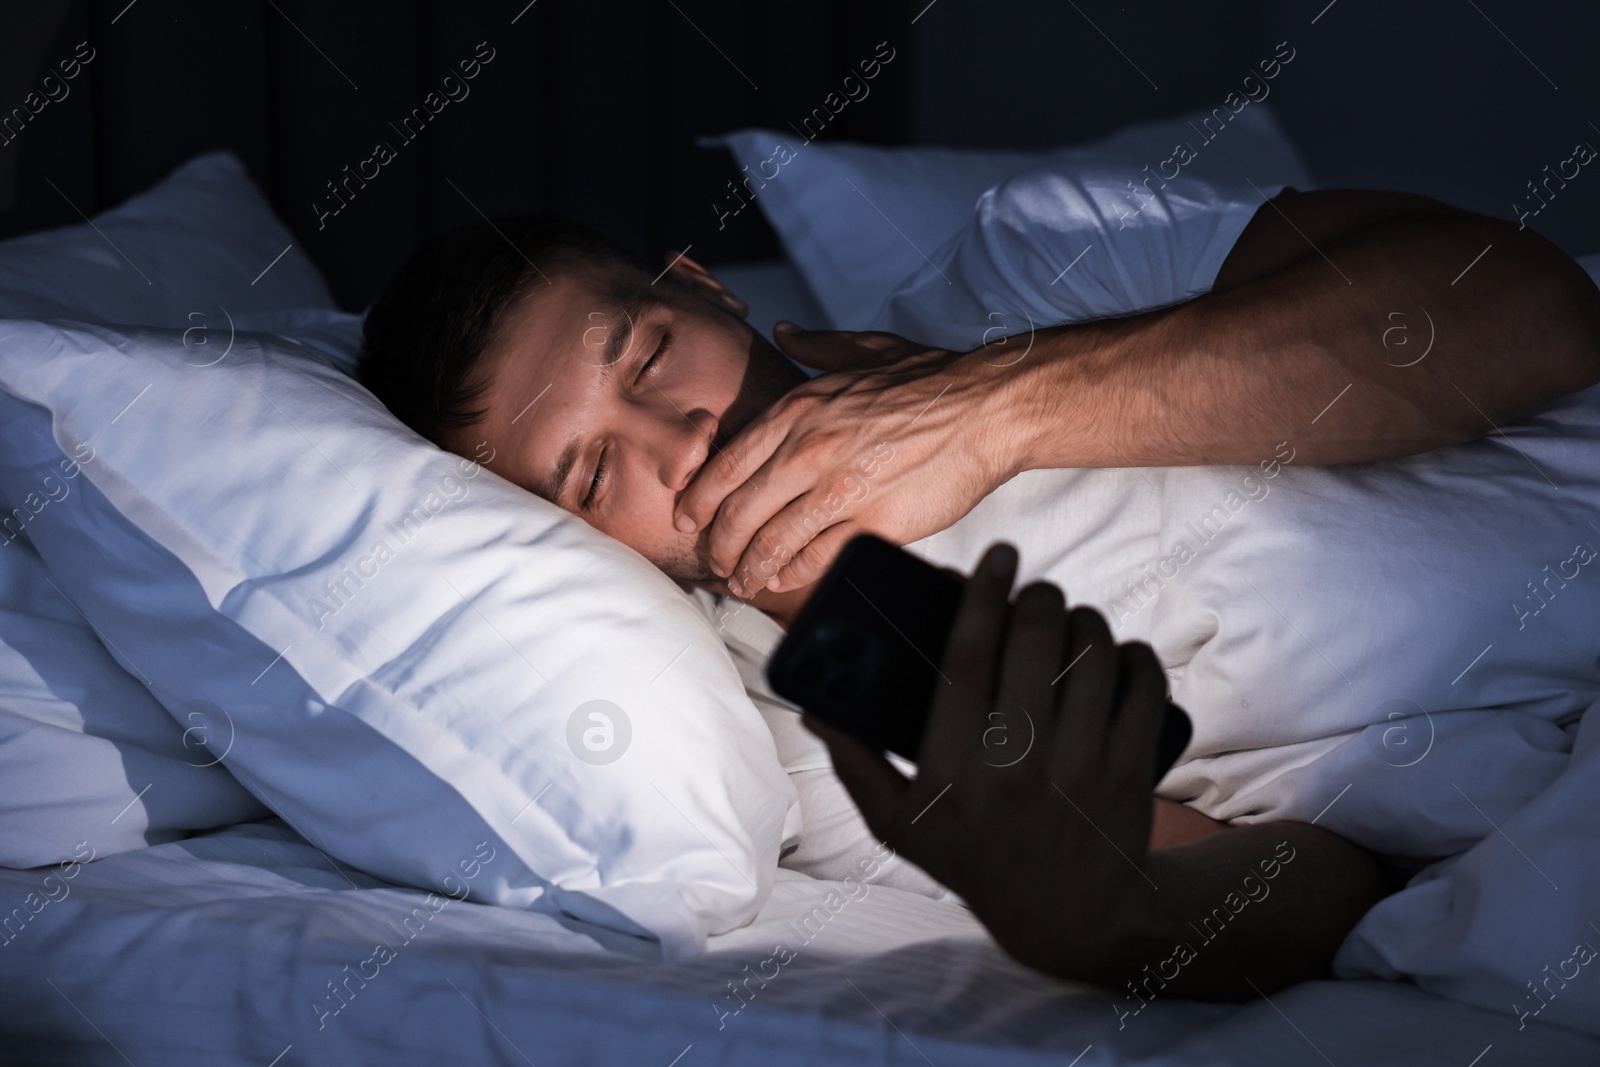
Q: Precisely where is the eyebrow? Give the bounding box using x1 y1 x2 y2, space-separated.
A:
530 294 658 503
600 299 641 369
532 434 582 503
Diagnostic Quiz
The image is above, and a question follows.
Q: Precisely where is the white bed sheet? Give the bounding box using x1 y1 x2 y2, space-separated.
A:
2 820 1596 1066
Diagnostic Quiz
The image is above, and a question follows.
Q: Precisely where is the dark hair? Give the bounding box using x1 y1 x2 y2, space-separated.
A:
358 214 652 443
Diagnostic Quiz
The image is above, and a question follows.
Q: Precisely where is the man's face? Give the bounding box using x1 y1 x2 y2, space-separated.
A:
445 258 804 582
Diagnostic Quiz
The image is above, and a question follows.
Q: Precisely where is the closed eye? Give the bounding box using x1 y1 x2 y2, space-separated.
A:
581 445 608 511
580 330 668 510
636 330 672 383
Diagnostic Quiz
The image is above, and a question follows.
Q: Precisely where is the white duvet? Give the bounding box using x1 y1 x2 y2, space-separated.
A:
867 165 1600 863
908 386 1600 862
12 818 1599 1065
721 373 1600 1031
851 163 1600 1036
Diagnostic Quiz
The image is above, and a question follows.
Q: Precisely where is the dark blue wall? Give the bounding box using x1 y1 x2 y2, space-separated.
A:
2 0 1596 309
907 0 1600 256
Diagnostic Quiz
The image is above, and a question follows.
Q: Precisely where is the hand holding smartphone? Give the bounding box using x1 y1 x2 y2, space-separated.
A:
766 534 1192 784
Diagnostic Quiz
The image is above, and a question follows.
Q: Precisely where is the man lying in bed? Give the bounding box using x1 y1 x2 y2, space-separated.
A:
356 179 1600 1001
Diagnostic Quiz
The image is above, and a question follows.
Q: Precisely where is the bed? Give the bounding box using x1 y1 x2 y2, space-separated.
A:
5 109 1600 1064
8 818 1598 1066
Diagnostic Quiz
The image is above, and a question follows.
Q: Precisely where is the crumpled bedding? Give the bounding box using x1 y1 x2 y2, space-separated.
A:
1336 696 1600 1037
6 818 1599 1063
878 165 1600 864
907 375 1600 861
872 163 1600 1034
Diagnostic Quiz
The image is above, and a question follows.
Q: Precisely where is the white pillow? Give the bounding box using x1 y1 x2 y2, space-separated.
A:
712 104 1313 329
0 524 269 869
0 152 334 325
0 320 800 957
0 150 340 872
870 164 1283 351
231 306 366 376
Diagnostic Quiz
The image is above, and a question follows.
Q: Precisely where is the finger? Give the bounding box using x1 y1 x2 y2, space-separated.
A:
689 426 817 583
710 464 815 592
734 461 876 593
1101 642 1169 800
674 408 789 536
802 714 913 842
917 542 1017 784
983 580 1067 785
770 521 861 592
1049 605 1119 788
772 327 907 372
728 489 840 596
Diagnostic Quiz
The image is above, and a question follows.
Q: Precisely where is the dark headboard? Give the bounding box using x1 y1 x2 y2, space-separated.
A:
0 0 913 310
7 0 1598 314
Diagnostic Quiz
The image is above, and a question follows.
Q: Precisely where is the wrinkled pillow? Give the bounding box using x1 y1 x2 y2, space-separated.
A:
0 148 340 871
0 151 333 324
712 104 1312 328
0 522 268 869
0 319 799 957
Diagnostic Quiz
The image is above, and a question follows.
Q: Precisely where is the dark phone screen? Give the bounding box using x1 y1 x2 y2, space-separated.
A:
767 535 962 759
766 534 1193 781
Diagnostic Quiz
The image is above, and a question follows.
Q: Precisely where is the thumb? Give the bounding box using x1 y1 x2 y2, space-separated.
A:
772 323 900 372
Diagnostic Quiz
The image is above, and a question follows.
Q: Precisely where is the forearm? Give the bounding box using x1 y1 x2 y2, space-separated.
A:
969 201 1600 470
1088 820 1387 1002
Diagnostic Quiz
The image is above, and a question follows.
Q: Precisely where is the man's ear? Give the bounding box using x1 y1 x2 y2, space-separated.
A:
661 251 748 319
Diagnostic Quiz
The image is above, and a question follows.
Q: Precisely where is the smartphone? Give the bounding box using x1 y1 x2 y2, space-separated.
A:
766 534 1192 784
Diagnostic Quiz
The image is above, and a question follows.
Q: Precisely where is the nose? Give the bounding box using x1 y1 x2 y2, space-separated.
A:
656 407 719 492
